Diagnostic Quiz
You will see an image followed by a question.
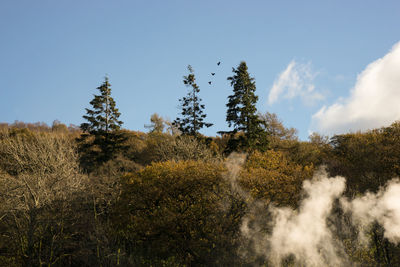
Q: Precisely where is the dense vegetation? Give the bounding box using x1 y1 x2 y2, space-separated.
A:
1 62 400 266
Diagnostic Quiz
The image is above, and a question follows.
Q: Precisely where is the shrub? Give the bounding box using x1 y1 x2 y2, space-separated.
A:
113 160 245 266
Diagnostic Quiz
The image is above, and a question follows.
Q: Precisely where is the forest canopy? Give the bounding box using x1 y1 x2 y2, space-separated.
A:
1 64 400 266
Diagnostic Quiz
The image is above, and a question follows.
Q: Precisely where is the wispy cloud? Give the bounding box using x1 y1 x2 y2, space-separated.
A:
268 60 324 106
312 41 400 135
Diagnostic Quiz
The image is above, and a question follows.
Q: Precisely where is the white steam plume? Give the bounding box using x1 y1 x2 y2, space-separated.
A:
234 166 400 266
268 174 347 266
342 178 400 244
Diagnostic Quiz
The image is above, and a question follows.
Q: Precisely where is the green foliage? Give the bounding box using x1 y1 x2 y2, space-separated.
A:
78 77 126 171
225 61 268 152
80 77 122 134
174 65 213 136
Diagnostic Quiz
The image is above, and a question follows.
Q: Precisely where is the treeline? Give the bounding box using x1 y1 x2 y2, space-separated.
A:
0 117 316 266
1 61 400 266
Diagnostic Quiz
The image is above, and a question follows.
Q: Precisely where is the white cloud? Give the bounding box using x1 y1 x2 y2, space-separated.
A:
312 42 400 135
268 60 324 106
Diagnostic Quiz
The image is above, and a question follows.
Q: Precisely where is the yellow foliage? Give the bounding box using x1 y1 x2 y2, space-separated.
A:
114 160 243 265
240 150 314 207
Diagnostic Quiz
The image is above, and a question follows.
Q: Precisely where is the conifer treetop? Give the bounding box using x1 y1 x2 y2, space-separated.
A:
80 77 123 134
174 65 213 136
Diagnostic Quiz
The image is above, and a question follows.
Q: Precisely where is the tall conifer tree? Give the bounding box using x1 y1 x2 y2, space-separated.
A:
225 61 268 151
78 77 125 170
174 65 213 136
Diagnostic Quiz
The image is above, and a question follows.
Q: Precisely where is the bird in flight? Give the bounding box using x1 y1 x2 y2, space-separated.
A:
208 81 212 85
211 73 215 76
217 61 221 66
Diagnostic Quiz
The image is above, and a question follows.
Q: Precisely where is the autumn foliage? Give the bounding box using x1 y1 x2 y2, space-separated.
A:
2 117 400 265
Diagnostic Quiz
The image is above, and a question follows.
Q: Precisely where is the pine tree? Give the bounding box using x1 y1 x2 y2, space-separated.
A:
225 61 268 151
78 77 126 170
174 65 213 136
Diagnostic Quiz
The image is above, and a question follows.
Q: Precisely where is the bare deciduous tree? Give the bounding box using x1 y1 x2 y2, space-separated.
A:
0 131 86 266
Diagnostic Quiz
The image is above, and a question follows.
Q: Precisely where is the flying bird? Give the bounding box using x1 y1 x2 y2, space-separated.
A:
211 73 215 76
208 81 212 85
217 61 221 66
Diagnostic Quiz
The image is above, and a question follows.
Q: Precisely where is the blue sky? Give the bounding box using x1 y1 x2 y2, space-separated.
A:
1 0 400 139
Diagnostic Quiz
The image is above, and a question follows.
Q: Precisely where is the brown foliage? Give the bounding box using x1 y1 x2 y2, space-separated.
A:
328 121 400 194
0 130 87 266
